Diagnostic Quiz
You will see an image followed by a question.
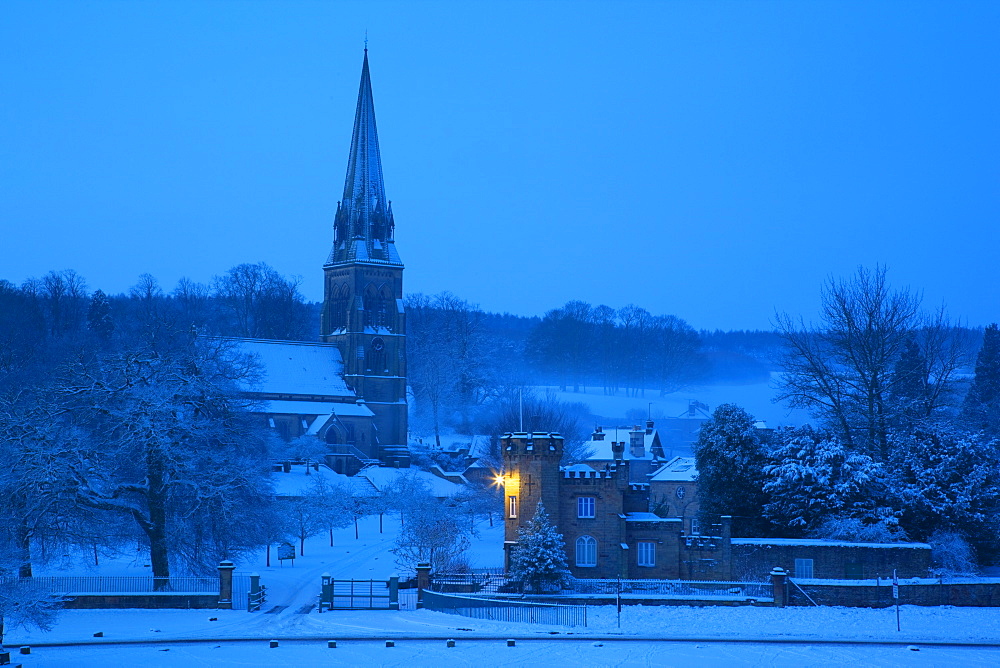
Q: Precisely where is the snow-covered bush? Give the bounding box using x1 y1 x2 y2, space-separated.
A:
928 530 979 578
390 484 471 572
810 512 907 543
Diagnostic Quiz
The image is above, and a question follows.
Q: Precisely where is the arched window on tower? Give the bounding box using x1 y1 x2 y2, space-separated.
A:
331 284 350 330
364 285 380 328
377 286 392 330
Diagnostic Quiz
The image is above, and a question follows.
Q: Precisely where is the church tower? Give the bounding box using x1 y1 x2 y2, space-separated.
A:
321 50 408 465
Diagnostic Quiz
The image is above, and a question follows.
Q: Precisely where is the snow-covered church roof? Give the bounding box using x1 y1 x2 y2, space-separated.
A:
232 338 355 399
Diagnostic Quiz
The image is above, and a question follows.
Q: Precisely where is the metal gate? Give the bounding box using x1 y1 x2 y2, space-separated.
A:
320 576 398 610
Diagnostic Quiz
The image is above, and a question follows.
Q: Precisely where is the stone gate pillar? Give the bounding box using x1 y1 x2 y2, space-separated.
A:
218 560 236 610
770 567 788 607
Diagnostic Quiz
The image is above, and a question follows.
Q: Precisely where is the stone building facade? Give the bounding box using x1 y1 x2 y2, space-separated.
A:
502 431 931 581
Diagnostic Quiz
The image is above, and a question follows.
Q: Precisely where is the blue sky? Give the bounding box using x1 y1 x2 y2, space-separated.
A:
2 0 998 330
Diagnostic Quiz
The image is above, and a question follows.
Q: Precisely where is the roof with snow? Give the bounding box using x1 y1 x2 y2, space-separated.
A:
625 512 681 523
731 538 931 549
261 400 373 417
583 427 661 462
649 456 698 482
233 338 354 398
358 466 464 499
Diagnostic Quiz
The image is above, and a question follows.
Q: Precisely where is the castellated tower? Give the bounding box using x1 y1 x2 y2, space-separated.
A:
501 432 564 568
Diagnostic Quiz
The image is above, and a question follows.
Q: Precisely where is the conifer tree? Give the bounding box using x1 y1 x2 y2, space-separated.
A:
963 324 1000 434
509 502 569 592
763 426 886 536
694 403 770 536
86 289 114 341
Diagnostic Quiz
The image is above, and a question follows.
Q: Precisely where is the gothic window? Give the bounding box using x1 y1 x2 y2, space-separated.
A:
364 285 380 328
508 495 517 519
378 286 392 330
637 541 656 567
330 284 350 330
577 496 595 519
366 337 386 373
575 536 597 567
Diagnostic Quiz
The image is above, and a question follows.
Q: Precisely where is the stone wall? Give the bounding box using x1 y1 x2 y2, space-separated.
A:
788 579 1000 607
62 593 221 609
733 541 931 581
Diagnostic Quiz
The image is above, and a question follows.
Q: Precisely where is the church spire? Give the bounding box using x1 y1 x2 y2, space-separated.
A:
329 49 399 266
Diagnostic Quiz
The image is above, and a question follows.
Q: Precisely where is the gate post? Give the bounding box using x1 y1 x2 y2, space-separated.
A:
248 573 261 612
389 575 399 610
416 562 431 609
321 573 332 611
770 567 788 608
218 561 235 610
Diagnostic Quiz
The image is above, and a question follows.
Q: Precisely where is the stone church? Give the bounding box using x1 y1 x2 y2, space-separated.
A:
237 51 409 469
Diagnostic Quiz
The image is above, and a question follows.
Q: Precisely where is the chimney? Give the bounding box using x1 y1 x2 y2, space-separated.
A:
629 426 645 458
645 419 654 435
611 440 625 461
592 426 605 441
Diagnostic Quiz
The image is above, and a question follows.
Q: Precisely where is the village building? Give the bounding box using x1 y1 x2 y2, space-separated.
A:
501 431 931 581
647 456 700 535
581 422 666 480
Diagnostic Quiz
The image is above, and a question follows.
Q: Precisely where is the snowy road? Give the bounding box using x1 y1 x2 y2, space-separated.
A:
13 638 1000 667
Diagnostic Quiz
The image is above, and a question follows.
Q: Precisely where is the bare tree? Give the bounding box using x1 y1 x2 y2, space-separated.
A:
776 267 921 459
212 262 307 340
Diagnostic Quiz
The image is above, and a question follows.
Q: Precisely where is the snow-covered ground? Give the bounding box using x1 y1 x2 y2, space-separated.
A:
9 513 1000 666
542 374 811 428
12 638 1000 667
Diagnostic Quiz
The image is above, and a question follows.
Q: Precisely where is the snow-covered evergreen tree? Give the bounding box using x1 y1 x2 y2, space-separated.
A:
763 426 887 536
86 289 114 341
694 403 770 535
963 323 1000 435
890 426 1000 558
509 502 569 593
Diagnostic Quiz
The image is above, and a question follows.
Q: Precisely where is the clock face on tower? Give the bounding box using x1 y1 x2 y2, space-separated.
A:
371 337 385 352
676 486 686 500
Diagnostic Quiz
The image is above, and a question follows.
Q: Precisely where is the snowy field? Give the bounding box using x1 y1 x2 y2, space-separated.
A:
8 513 1000 666
542 374 811 428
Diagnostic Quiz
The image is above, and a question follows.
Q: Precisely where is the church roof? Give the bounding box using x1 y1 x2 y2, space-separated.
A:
328 50 401 267
233 338 355 399
259 400 374 418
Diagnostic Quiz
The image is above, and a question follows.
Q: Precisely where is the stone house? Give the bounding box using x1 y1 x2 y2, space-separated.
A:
502 431 931 581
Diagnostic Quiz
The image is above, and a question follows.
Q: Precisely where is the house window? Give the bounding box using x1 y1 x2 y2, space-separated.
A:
690 517 700 535
577 496 595 518
637 541 656 567
508 496 517 519
795 558 814 579
575 536 597 567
